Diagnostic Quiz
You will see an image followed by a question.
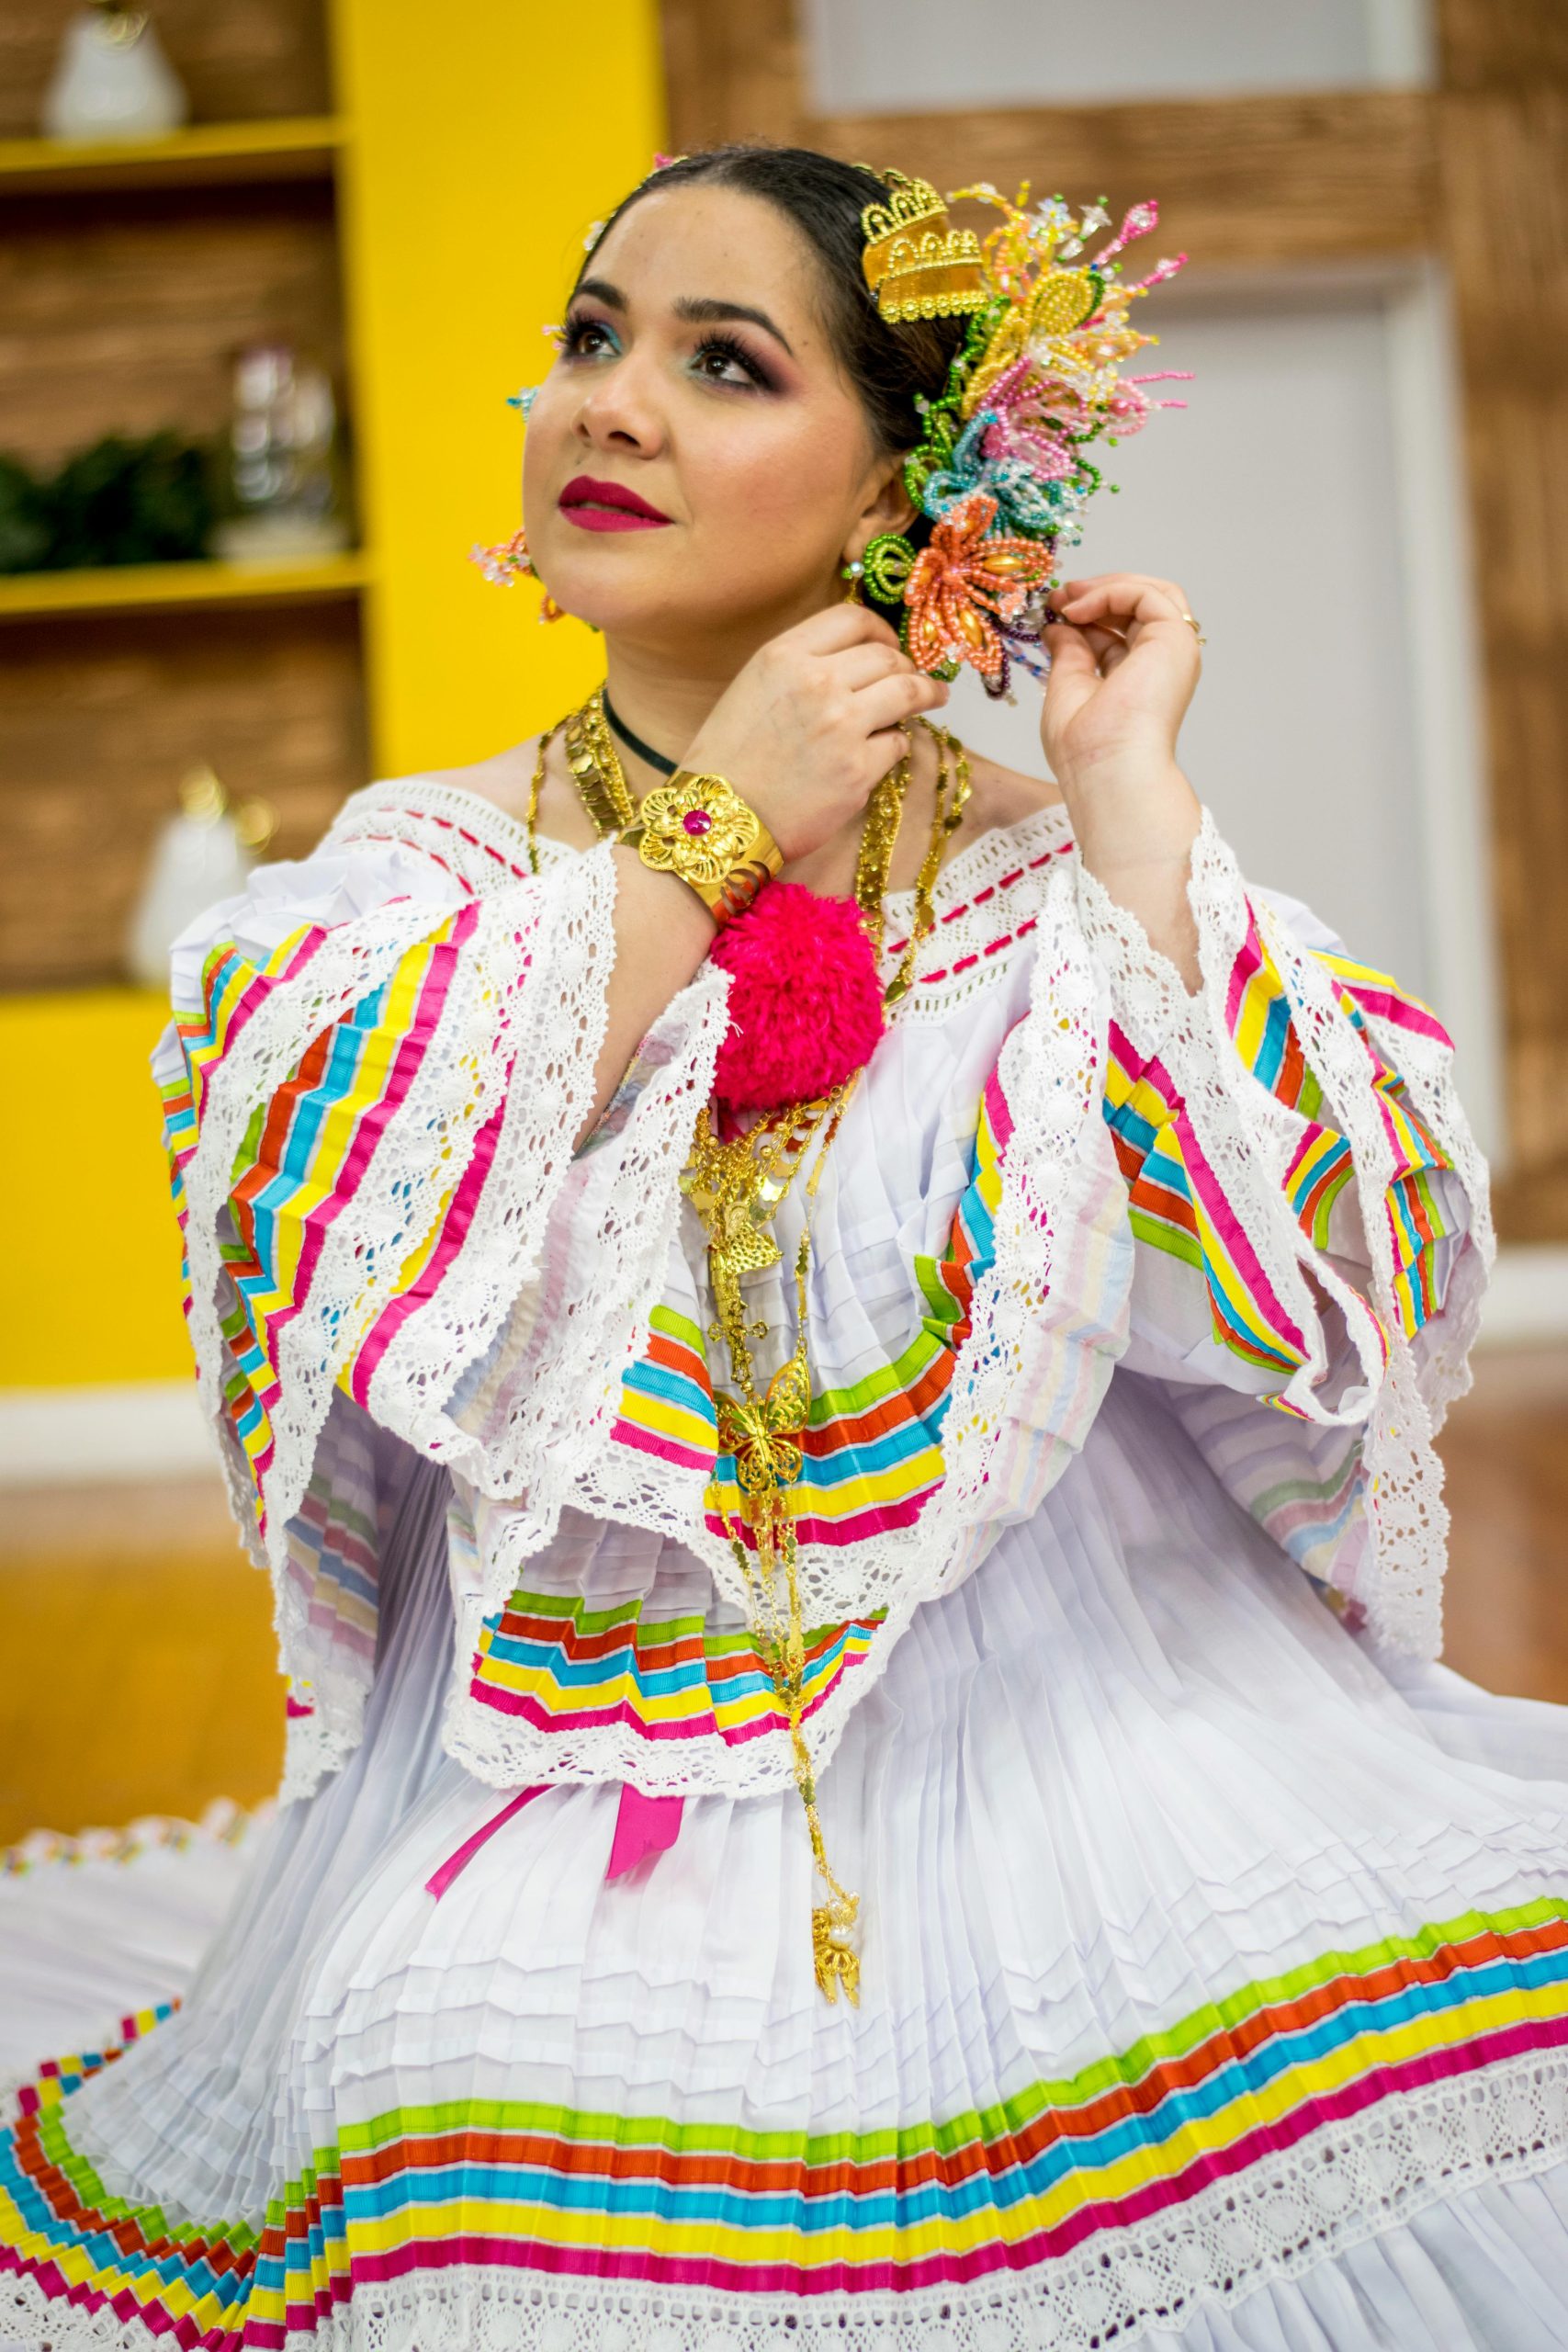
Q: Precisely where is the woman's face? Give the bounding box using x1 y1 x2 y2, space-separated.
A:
522 183 908 662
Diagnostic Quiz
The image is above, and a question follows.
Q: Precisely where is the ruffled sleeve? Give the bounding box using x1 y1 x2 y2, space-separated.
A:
1078 808 1493 1654
152 786 728 1797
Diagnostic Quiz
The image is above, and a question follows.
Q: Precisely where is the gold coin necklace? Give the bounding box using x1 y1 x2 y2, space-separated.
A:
532 687 971 2001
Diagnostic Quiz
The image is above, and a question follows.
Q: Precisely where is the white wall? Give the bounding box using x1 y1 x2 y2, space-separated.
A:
805 0 1434 113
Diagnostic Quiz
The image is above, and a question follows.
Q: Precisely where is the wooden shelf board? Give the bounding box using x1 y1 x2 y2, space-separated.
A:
0 551 372 619
0 116 345 195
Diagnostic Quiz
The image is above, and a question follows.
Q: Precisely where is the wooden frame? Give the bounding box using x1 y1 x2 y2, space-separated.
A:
659 0 1568 1244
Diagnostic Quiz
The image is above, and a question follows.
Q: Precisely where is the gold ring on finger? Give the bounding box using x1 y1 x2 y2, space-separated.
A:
1180 610 1207 647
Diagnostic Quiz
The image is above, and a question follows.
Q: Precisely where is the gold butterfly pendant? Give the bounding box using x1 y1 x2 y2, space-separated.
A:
715 1345 810 1500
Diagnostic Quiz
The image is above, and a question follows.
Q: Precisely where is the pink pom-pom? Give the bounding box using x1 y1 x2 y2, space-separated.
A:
709 882 886 1113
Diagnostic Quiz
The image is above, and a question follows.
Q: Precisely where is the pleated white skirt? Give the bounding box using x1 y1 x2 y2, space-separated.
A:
8 1370 1568 2350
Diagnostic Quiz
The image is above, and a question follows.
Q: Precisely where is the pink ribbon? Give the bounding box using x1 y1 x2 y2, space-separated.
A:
423 1783 547 1898
606 1785 683 1878
424 1781 684 1900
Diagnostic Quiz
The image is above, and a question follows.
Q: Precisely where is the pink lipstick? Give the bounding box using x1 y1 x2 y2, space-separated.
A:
558 475 673 532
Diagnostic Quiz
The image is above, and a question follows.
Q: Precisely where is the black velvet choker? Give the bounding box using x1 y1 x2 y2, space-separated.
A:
601 687 679 778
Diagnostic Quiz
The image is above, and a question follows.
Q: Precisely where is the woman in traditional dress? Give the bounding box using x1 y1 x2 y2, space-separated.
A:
6 141 1568 2352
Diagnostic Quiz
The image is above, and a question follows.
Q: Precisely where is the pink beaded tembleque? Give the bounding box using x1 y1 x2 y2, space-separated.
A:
468 522 569 621
468 524 533 586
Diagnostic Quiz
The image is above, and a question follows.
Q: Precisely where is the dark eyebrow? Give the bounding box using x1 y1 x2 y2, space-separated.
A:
673 295 795 358
572 277 795 360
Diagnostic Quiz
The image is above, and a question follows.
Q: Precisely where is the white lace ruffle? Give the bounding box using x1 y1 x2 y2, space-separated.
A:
442 853 1133 1801
169 785 1484 1803
1074 809 1492 1657
6 2050 1565 2352
0 1796 265 1882
322 775 544 894
167 823 728 1801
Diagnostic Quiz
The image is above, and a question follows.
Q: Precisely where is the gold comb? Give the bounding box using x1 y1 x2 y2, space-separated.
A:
860 171 987 324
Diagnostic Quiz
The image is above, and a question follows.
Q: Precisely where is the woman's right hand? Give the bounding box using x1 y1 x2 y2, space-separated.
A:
681 605 950 862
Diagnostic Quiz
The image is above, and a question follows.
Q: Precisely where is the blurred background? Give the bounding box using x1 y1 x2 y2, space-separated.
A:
2 0 1565 1844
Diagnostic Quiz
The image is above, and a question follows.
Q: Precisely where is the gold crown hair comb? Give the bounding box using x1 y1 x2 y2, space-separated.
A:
860 171 987 323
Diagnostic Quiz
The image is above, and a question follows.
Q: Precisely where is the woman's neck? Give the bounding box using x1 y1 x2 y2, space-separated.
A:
599 580 835 787
599 645 734 787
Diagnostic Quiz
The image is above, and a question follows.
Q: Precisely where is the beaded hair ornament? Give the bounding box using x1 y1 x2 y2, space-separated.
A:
856 173 1189 699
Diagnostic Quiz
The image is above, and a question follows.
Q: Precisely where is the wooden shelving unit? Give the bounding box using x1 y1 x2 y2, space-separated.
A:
0 0 367 993
0 549 372 621
0 114 344 194
0 0 665 1396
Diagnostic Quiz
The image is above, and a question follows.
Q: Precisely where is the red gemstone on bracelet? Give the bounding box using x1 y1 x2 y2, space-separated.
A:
682 809 713 837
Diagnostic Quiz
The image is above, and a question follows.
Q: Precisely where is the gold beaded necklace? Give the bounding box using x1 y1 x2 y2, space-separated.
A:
530 687 971 2002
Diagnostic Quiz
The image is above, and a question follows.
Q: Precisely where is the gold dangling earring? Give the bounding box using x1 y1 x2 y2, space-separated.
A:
840 557 866 605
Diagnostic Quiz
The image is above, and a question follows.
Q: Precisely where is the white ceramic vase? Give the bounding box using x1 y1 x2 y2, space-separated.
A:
41 7 189 144
126 772 262 990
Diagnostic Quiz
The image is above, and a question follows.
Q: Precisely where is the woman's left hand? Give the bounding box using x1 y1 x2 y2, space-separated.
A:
1038 571 1206 991
1040 571 1202 801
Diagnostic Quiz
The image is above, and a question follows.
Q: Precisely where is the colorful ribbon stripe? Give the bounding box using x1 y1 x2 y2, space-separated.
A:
7 1898 1568 2339
1102 905 1460 1379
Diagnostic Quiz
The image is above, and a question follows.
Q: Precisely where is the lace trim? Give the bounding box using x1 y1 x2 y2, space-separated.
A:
7 2049 1566 2352
278 1688 364 1807
0 1797 266 1881
1074 810 1489 1657
443 855 1128 1800
879 797 1075 1020
361 857 627 1465
333 774 1076 1019
264 874 596 1772
175 883 479 1779
325 775 541 893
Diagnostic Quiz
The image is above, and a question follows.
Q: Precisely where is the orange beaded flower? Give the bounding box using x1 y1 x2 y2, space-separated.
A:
903 491 1055 684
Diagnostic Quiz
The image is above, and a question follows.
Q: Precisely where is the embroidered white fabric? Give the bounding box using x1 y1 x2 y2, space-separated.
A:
164 822 724 1800
876 798 1075 1021
441 854 1130 1799
170 783 1486 1804
323 775 545 893
6 2051 1565 2352
1072 810 1490 1657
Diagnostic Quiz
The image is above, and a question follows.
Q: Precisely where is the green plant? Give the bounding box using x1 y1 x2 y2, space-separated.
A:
0 432 216 572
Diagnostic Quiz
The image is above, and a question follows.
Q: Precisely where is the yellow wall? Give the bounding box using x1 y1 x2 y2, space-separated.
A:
0 991 189 1386
0 1 665 1393
332 0 665 775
